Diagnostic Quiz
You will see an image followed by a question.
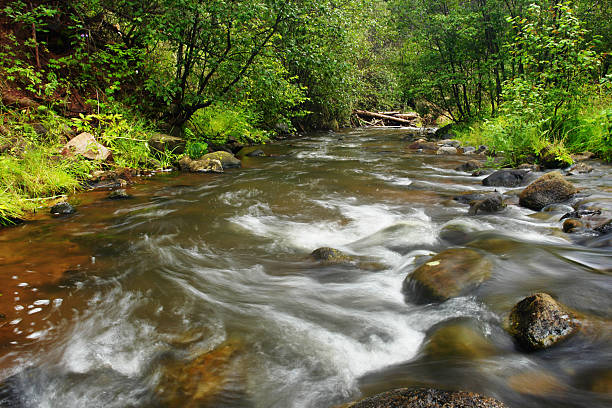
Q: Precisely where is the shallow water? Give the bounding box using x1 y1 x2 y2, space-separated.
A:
1 128 611 407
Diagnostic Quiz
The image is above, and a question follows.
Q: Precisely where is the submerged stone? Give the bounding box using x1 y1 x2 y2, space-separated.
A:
507 370 566 396
518 172 577 211
345 388 508 408
310 247 353 264
403 248 492 303
50 201 75 216
423 321 496 360
507 293 578 351
107 189 132 200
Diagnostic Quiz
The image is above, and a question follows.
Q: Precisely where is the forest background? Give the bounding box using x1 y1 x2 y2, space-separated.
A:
0 0 610 223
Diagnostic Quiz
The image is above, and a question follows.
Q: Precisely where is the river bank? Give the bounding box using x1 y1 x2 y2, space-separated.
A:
0 128 611 407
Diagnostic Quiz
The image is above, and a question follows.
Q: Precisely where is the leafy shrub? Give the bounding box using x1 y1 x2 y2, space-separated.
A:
185 102 270 146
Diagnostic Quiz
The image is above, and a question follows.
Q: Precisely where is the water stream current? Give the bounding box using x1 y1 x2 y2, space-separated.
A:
0 128 611 407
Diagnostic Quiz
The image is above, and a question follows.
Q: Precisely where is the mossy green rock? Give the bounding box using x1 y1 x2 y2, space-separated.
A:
345 388 508 408
507 293 578 351
424 322 496 360
199 151 241 169
310 247 353 264
403 248 492 303
519 172 577 211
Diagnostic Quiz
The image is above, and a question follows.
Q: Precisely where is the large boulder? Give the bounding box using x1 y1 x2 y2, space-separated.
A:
149 133 186 155
61 132 112 161
345 388 507 408
178 156 224 173
199 151 241 169
310 247 353 264
482 169 530 187
518 172 577 211
403 248 492 303
507 293 579 351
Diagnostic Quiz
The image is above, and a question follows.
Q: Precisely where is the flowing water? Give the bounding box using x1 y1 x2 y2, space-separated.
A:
0 128 611 408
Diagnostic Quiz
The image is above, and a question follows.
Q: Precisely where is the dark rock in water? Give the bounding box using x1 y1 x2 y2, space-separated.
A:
469 193 505 215
507 293 578 351
462 146 477 155
482 169 530 187
541 203 574 213
453 192 496 204
519 172 577 211
560 209 601 221
345 388 507 408
538 145 568 169
455 160 482 172
0 313 5 319
310 247 353 264
563 218 584 233
107 189 132 200
246 149 265 157
50 201 75 216
594 220 612 235
403 248 492 303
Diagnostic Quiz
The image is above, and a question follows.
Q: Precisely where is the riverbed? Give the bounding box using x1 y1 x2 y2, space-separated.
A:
1 128 611 407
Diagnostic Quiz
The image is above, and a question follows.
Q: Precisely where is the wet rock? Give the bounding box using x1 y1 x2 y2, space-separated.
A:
507 293 579 351
436 146 457 155
468 193 505 215
149 133 186 155
517 163 541 172
403 248 492 303
538 145 569 169
567 162 593 174
107 189 132 200
587 370 612 394
560 209 601 221
571 151 595 162
455 160 482 172
60 132 112 161
345 388 507 408
507 370 566 396
310 247 353 264
482 169 530 187
518 172 577 211
424 321 496 359
178 156 224 173
50 201 75 216
594 220 612 235
563 218 584 233
408 139 438 151
199 151 241 169
246 149 265 157
453 192 497 205
471 169 492 177
439 139 461 147
439 222 479 245
541 203 574 213
157 340 245 407
463 146 477 155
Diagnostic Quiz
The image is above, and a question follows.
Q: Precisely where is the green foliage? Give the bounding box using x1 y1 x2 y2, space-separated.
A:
185 141 209 159
186 103 270 147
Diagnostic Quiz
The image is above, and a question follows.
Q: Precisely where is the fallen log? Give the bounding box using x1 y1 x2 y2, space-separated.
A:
354 110 416 125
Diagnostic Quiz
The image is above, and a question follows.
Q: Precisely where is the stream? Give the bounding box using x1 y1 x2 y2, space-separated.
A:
0 128 611 407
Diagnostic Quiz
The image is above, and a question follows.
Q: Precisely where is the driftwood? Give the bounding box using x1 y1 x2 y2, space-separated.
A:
354 110 418 126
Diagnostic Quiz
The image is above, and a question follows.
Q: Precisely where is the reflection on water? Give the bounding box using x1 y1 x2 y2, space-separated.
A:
0 128 611 407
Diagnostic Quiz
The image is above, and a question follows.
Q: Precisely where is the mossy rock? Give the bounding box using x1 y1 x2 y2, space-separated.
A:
345 388 508 408
199 151 241 169
179 156 224 173
156 340 245 407
403 248 492 303
519 172 577 211
310 247 353 264
423 321 496 360
507 293 579 351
